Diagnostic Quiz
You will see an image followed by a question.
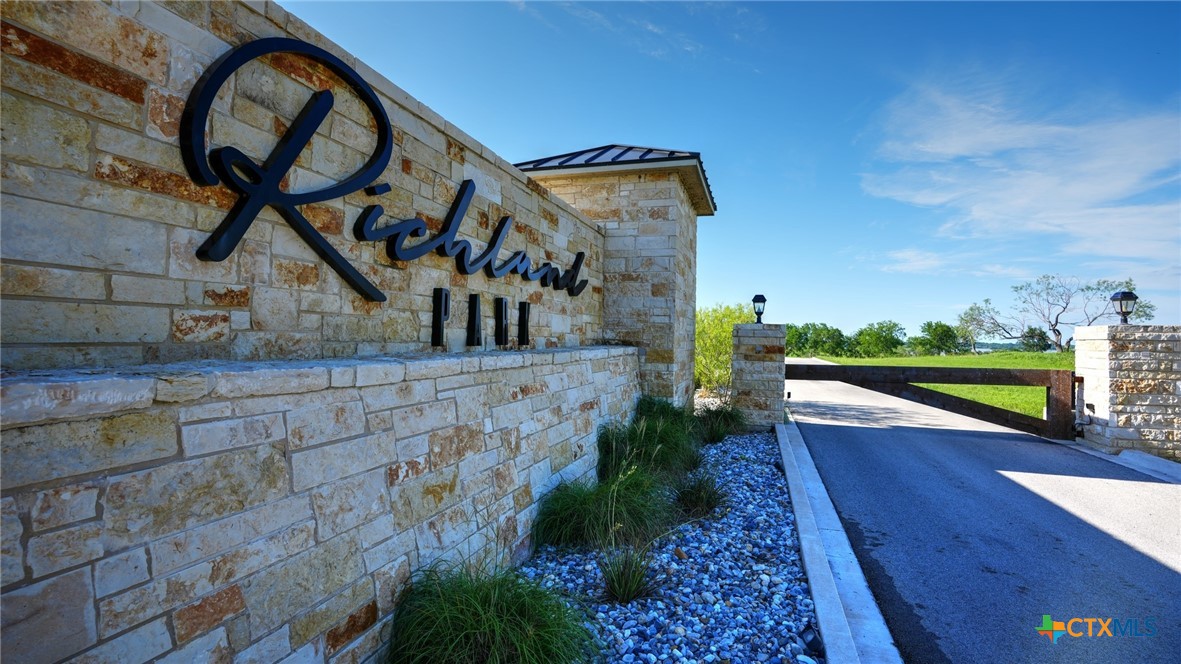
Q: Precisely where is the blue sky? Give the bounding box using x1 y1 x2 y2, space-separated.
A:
288 1 1180 338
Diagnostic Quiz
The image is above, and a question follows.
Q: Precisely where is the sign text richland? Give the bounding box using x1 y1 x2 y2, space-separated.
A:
180 37 586 301
356 180 587 296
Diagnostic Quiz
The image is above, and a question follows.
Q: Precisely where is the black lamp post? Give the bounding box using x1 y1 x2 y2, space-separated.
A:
752 294 766 324
1110 291 1138 324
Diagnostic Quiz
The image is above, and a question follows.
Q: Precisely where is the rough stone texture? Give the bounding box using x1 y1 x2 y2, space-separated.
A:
68 617 173 664
1 497 23 585
0 347 639 663
94 546 151 598
102 444 290 549
1076 325 1181 459
174 584 246 643
531 171 702 406
731 324 788 430
1 0 607 370
1 410 177 490
1 568 97 664
69 617 173 664
0 374 155 428
27 522 104 579
0 2 668 662
31 481 100 530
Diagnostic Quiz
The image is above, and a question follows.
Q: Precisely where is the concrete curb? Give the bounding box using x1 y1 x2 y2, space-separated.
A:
1048 441 1181 484
777 419 903 664
1116 450 1181 483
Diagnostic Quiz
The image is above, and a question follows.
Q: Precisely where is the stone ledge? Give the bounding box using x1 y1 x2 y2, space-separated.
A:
1 347 639 429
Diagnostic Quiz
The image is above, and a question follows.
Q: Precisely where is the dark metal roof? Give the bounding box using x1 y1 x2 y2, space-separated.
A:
514 144 717 216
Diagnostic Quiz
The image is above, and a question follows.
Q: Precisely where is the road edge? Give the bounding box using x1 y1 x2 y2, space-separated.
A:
1047 441 1181 484
777 418 903 664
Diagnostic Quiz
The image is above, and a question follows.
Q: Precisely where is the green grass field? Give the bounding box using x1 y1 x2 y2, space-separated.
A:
825 352 1075 418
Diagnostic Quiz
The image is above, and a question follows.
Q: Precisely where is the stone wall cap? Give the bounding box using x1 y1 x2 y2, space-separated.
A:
0 347 638 385
1076 325 1181 341
0 345 639 426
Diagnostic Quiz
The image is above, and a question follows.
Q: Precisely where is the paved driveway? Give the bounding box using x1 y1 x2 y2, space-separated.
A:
786 367 1181 663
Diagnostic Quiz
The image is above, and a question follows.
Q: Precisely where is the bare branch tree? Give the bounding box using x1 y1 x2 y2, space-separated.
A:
1023 276 1156 349
960 298 1028 345
966 275 1156 352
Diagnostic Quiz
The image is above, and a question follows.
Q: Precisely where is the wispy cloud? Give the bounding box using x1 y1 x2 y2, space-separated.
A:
863 70 1181 281
881 248 948 273
541 3 709 62
877 248 1037 280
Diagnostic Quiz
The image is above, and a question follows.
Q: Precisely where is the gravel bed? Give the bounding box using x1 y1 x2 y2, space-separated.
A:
519 432 821 664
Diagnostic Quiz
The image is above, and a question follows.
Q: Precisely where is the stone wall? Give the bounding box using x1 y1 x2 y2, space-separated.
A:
530 172 699 405
0 347 640 663
1 0 607 370
1075 325 1180 459
731 324 787 430
0 4 669 661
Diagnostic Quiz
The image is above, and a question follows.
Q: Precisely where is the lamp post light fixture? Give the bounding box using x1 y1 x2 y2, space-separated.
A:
752 294 767 324
1110 290 1139 325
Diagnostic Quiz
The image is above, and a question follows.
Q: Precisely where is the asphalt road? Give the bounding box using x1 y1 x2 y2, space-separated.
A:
786 367 1181 664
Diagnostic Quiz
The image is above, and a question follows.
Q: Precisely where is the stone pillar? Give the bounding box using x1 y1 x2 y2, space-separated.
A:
526 167 710 406
731 323 787 430
1075 325 1181 459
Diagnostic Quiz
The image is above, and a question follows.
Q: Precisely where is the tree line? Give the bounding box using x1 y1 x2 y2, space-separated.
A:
696 274 1155 389
784 275 1153 357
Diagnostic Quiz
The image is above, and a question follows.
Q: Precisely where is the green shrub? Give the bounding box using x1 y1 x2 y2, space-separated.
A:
534 468 671 548
696 402 748 443
675 472 727 519
388 564 597 664
599 546 661 604
695 302 754 390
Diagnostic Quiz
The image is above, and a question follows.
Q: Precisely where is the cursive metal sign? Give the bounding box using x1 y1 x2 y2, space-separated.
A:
180 38 587 302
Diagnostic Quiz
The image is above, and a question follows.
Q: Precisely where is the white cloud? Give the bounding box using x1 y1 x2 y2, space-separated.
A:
881 248 948 273
863 72 1181 282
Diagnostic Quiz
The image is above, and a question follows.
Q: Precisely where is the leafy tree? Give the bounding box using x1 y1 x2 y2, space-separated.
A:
851 320 906 357
910 321 966 355
956 303 992 353
1019 327 1052 352
694 302 753 391
964 275 1155 352
784 322 849 357
783 323 805 356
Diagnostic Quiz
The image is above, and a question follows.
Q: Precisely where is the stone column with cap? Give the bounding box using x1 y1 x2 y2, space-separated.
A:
731 323 787 429
517 146 716 406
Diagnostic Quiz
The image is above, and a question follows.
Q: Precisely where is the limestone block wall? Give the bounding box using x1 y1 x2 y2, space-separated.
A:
1075 325 1180 459
731 324 787 429
0 0 606 370
0 347 639 663
531 172 699 406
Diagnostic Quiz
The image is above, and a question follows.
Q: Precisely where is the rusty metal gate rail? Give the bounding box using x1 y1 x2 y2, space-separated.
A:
784 364 1076 440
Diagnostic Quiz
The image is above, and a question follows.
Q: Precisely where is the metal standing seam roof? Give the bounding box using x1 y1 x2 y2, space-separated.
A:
514 144 717 216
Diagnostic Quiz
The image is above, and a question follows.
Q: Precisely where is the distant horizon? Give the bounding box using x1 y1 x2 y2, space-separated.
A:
288 1 1181 335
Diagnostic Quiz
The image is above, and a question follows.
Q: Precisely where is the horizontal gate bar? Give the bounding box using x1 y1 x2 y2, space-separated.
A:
785 364 1064 387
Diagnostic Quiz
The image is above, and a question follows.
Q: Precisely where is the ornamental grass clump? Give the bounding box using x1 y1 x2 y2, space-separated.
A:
635 395 699 430
696 401 748 444
533 467 671 548
599 546 662 604
387 564 597 664
675 472 728 519
597 397 702 481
